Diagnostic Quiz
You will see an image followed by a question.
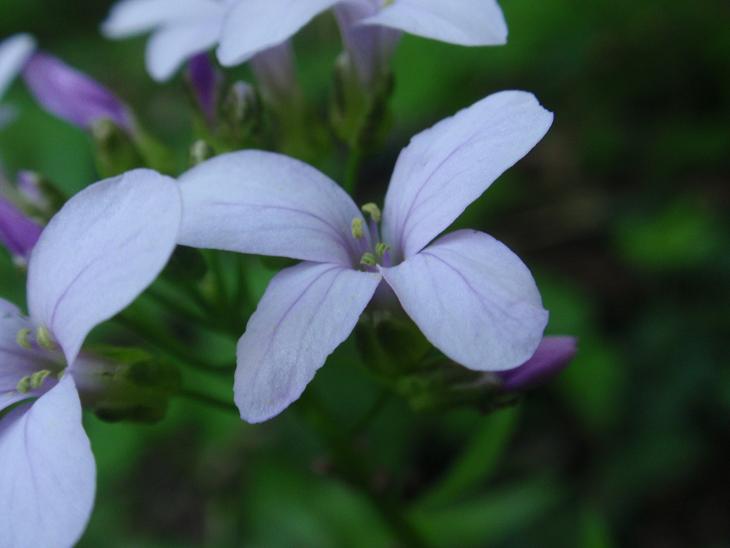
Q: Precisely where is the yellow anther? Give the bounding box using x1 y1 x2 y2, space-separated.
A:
36 326 56 351
29 370 52 390
360 252 377 267
16 376 32 394
361 203 381 223
375 242 391 257
351 217 365 239
16 328 32 349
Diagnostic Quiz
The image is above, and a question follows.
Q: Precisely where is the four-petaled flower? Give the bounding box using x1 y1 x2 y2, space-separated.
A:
177 90 554 422
102 0 508 82
0 170 182 547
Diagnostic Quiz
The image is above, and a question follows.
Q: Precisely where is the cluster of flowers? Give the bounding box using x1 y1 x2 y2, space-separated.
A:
0 2 577 547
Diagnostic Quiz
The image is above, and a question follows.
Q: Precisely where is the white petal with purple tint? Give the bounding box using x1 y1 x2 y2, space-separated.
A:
363 0 508 46
0 375 95 548
382 91 553 259
235 262 380 423
146 19 223 82
27 169 181 366
178 150 367 266
217 0 341 66
102 0 221 38
0 34 35 100
381 230 548 372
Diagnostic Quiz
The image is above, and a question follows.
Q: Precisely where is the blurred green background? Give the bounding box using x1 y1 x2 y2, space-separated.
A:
1 0 729 546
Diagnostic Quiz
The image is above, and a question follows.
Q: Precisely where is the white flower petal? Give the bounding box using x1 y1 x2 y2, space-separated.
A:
0 375 95 548
27 169 182 366
382 91 553 259
0 34 35 100
217 0 341 66
102 0 222 38
381 230 548 372
363 0 507 46
178 150 367 266
235 262 380 423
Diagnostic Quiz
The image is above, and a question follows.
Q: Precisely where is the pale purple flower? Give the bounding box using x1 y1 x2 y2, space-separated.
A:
187 52 219 123
0 195 42 264
0 169 182 546
22 52 133 132
177 90 553 422
0 34 35 127
496 336 577 391
102 0 236 82
218 0 508 69
102 0 301 108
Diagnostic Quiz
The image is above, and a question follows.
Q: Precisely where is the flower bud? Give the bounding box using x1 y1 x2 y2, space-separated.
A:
330 51 394 151
91 118 143 178
22 52 133 132
0 195 43 264
72 349 181 424
186 52 219 125
15 170 65 217
496 336 578 391
334 3 400 87
220 81 263 147
250 41 301 111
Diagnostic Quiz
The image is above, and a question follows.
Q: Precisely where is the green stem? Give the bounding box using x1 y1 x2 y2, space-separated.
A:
299 394 430 548
204 250 229 312
179 388 238 415
115 315 235 376
349 389 390 437
344 148 362 194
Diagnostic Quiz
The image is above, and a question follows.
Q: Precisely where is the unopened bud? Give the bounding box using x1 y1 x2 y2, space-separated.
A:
186 52 219 125
496 337 578 391
22 52 133 132
92 119 143 178
190 140 214 166
0 196 43 263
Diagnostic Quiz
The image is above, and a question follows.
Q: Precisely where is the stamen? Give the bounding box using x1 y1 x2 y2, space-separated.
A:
16 376 32 394
351 217 365 239
375 242 391 258
360 252 377 267
29 370 52 390
36 326 57 351
16 328 32 349
361 203 382 223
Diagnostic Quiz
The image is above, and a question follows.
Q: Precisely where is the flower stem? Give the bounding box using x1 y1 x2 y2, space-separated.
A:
115 315 235 376
298 393 430 548
343 148 362 194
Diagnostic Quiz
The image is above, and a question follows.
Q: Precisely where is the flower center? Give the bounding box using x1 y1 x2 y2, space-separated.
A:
14 326 65 394
351 202 392 271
